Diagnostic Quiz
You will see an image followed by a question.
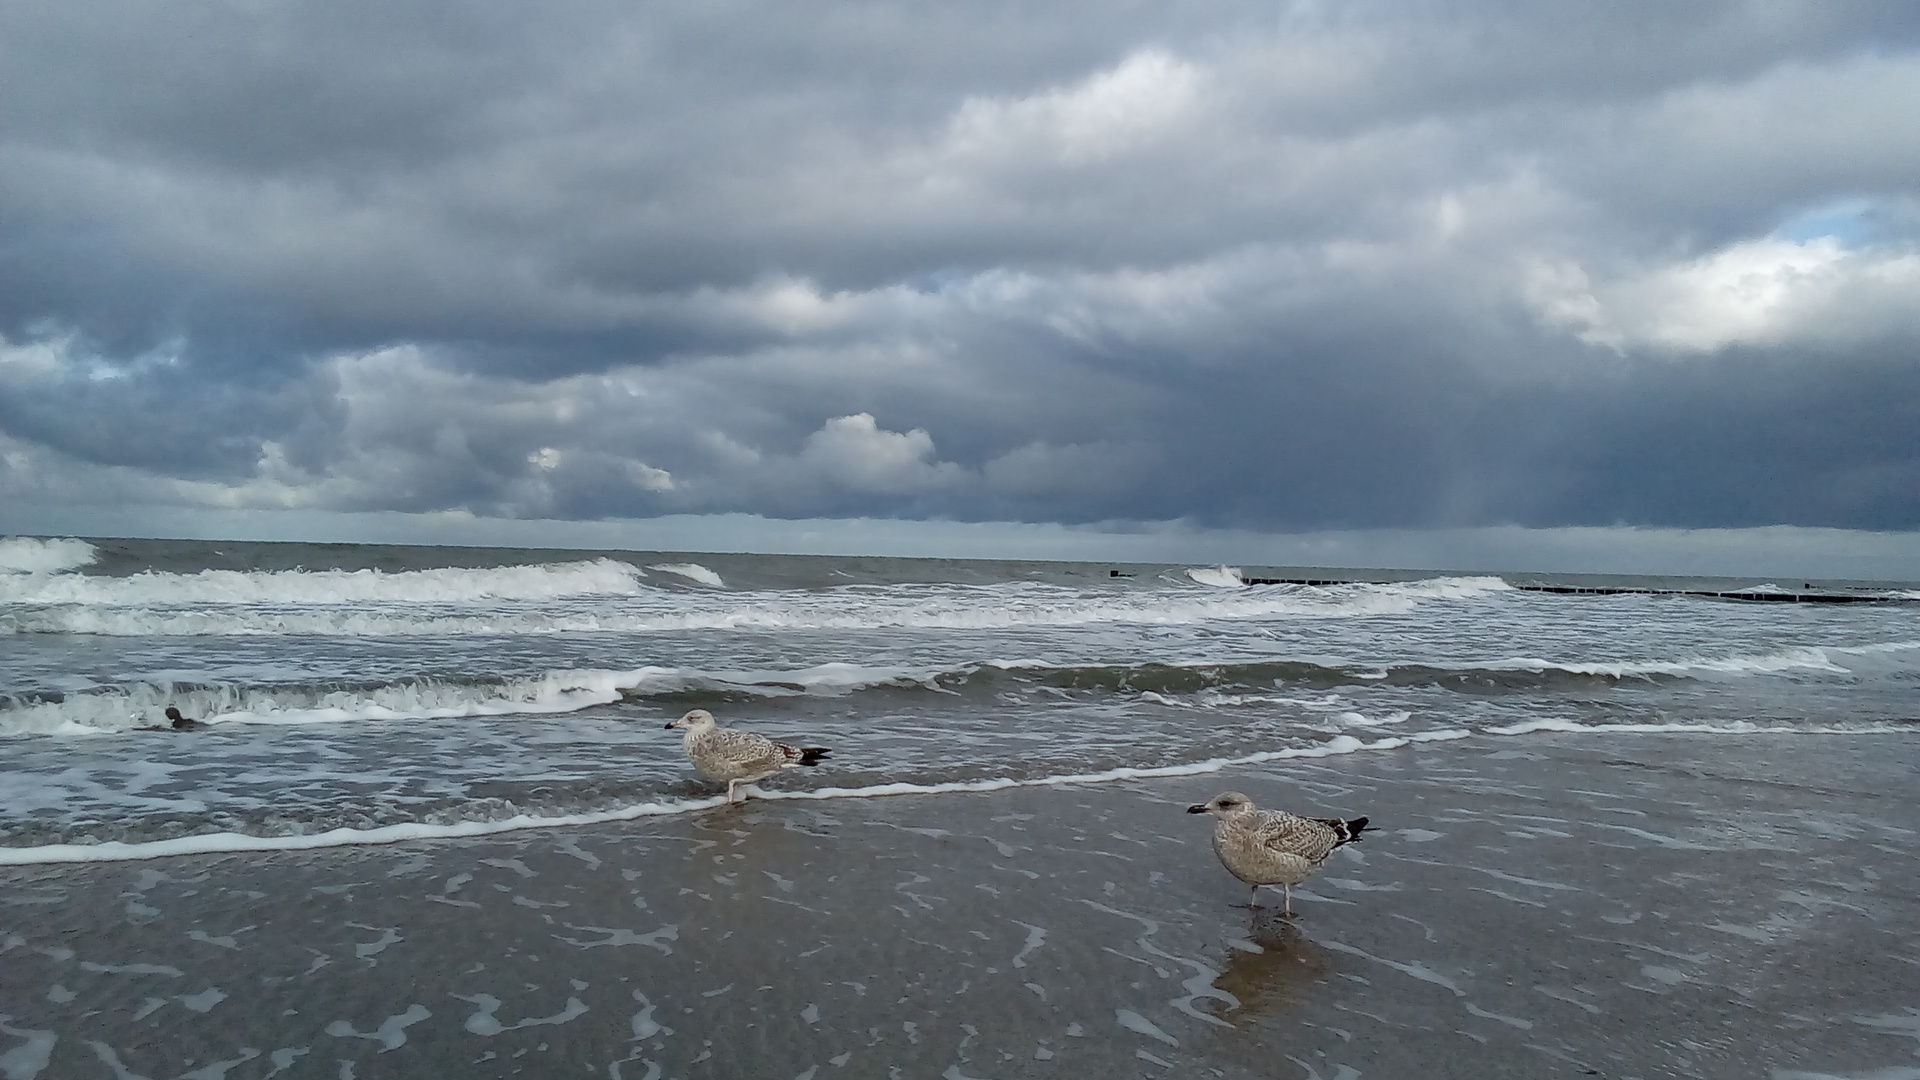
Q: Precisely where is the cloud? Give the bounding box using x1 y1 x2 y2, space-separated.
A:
1 1 1918 546
791 413 966 495
1529 235 1920 352
940 50 1204 167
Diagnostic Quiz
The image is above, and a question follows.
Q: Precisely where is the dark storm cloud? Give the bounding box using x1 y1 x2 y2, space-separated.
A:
2 0 1918 534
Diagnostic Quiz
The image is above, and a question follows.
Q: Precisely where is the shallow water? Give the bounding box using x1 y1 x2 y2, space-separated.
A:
2 535 1916 860
1 735 1913 1079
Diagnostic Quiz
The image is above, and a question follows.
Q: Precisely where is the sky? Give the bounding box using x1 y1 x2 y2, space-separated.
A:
2 1 1918 576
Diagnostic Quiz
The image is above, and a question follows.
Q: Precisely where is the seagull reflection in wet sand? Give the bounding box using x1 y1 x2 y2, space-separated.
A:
1207 912 1333 1020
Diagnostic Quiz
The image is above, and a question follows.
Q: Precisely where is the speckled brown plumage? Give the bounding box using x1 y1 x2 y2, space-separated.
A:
1188 790 1369 915
665 709 831 802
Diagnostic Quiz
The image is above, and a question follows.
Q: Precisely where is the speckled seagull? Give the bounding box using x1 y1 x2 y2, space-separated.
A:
665 709 832 803
1187 791 1370 915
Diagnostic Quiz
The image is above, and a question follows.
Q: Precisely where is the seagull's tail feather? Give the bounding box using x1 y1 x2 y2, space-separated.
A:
1317 815 1369 847
797 747 832 767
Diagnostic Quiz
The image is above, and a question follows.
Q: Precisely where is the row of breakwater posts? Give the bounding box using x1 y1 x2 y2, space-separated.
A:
1233 576 1916 604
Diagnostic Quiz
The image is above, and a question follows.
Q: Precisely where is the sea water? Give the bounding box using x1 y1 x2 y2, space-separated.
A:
2 535 1915 862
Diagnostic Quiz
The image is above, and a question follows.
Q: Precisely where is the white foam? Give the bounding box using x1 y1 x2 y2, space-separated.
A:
0 731 1457 866
1473 646 1853 679
1178 569 1512 600
1384 576 1513 599
202 671 635 728
1185 566 1244 588
326 1005 431 1052
0 558 649 607
1485 718 1911 736
1830 639 1920 657
0 537 97 575
0 662 935 735
0 797 720 865
0 670 633 735
0 1018 57 1079
1335 710 1413 727
1115 1009 1179 1046
5 579 1438 637
3 706 1902 866
646 563 725 588
1142 689 1362 712
754 730 1477 802
454 993 589 1035
8 633 1908 736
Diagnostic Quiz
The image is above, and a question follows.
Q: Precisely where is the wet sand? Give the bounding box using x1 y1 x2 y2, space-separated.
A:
3 733 1917 1079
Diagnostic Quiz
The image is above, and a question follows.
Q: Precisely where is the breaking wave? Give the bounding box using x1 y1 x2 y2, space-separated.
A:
0 557 653 607
648 563 725 587
1185 565 1245 588
0 536 98 575
9 642 1904 738
3 575 1513 637
0 662 935 736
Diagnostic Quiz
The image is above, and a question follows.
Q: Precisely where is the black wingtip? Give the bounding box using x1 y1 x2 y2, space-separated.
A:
1318 815 1369 844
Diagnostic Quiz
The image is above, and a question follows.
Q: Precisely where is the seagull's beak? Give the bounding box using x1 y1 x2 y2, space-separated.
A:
1186 804 1208 814
663 721 677 730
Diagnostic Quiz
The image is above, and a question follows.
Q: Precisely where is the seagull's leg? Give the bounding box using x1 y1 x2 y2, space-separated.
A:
1250 884 1261 909
1284 884 1294 918
726 779 739 803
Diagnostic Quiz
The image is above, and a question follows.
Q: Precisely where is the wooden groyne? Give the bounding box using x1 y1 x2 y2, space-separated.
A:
1236 577 1912 603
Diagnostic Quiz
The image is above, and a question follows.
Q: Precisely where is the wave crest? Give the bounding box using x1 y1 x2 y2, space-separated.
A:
0 536 98 575
647 563 725 587
0 557 650 607
9 642 1893 738
3 578 1465 637
0 662 938 735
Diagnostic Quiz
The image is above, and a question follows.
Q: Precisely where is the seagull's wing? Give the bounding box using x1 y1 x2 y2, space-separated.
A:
705 727 787 773
767 740 821 765
1251 810 1341 863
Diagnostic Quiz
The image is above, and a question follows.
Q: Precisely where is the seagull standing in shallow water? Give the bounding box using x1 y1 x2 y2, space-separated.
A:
665 709 832 803
1188 791 1369 915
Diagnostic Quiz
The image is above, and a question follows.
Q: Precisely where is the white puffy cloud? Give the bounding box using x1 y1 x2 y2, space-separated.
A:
1530 236 1920 353
792 413 967 495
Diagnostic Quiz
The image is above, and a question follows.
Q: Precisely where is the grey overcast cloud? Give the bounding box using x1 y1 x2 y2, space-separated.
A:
2 1 1918 574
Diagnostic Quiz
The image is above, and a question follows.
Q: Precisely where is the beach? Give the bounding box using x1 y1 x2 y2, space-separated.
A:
5 731 1916 1079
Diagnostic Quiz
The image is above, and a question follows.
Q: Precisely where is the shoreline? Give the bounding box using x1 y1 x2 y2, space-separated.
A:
0 730 1475 866
3 732 1916 1079
20 722 1920 867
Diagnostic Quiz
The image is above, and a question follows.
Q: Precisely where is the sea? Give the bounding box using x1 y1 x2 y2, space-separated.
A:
2 534 1916 866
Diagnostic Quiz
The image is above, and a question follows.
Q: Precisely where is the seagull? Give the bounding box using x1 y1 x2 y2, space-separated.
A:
665 709 832 802
1187 791 1369 915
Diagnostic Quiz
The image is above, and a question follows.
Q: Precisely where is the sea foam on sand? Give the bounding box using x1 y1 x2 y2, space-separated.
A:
1 732 1913 1080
